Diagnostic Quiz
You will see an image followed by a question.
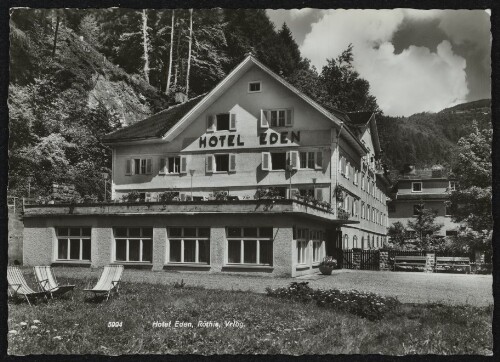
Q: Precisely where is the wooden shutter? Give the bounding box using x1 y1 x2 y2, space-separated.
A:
289 150 299 170
125 159 132 175
229 154 236 172
260 109 269 128
339 157 344 175
315 188 323 201
315 151 323 170
285 109 293 126
261 152 271 171
206 155 214 173
180 156 187 174
159 158 166 174
229 113 237 131
146 159 152 174
207 115 215 133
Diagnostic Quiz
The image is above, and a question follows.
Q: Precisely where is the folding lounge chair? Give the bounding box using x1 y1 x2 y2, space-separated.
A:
83 264 124 301
34 266 75 298
7 266 49 306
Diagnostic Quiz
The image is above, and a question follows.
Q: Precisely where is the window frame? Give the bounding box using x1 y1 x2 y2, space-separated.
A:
226 227 274 266
55 227 91 262
113 227 153 263
412 182 423 193
248 81 262 93
126 157 152 175
166 227 211 264
270 152 288 171
299 150 323 170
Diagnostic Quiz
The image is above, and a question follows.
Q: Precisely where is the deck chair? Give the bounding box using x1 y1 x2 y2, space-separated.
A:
83 264 124 301
34 266 75 298
7 266 49 306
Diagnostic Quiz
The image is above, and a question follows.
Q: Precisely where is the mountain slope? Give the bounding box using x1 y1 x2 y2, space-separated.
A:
377 99 491 170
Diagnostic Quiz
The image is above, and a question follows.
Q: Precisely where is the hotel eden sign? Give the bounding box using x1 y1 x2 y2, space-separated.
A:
199 131 301 148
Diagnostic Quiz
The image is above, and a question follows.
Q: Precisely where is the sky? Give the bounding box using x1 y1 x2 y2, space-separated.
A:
267 9 491 117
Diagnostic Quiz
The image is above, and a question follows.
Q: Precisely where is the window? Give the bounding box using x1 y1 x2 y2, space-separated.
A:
271 152 287 170
126 158 152 175
159 156 181 174
413 204 423 216
56 227 91 261
167 227 210 264
299 188 314 198
299 151 322 170
264 109 292 127
339 157 345 175
343 235 348 249
248 81 261 93
227 227 273 265
295 228 308 265
215 154 229 172
353 236 358 249
216 113 230 131
361 202 365 219
312 240 322 263
412 182 423 192
114 227 153 263
354 170 359 185
361 175 365 190
367 205 371 222
449 181 456 191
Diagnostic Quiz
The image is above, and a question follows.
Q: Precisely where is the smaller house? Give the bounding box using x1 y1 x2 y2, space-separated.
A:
387 165 461 236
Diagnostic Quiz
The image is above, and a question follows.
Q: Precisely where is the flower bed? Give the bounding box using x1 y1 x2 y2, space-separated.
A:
266 282 401 321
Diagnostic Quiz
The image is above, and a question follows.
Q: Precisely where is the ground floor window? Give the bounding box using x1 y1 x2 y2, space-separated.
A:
56 227 91 261
114 227 153 262
227 227 273 265
295 228 309 265
167 227 210 264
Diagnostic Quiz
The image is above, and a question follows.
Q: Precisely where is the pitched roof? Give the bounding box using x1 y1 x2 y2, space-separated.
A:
346 111 373 126
101 94 206 143
102 55 374 154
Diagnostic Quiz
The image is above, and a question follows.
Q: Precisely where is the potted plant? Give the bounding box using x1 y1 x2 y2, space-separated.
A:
319 256 337 275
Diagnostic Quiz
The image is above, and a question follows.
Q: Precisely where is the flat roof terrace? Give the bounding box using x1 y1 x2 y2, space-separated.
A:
22 199 358 225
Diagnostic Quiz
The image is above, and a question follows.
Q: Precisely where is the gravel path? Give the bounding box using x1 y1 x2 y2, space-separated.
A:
28 267 493 307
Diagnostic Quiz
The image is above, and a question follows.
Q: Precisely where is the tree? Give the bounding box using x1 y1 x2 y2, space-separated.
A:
141 9 150 83
185 9 193 98
320 44 380 113
406 207 443 250
165 9 175 94
79 14 100 46
387 221 408 249
448 121 492 253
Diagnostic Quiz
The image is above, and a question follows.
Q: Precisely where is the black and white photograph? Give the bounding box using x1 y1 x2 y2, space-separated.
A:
5 2 494 356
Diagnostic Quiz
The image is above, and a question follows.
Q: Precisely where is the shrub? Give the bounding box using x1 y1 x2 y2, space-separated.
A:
254 187 281 200
210 191 228 201
121 191 141 202
158 189 178 202
266 282 400 321
337 207 350 220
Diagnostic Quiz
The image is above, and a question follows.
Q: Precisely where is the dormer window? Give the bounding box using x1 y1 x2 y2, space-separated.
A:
248 81 261 93
412 182 422 193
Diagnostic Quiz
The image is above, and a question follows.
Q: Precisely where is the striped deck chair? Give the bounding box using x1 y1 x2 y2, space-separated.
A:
83 265 124 301
34 266 75 298
7 266 49 306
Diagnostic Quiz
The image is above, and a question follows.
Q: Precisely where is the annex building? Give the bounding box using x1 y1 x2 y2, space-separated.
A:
23 54 391 277
388 166 461 237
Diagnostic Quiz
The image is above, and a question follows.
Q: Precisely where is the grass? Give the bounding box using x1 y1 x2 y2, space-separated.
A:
8 274 493 355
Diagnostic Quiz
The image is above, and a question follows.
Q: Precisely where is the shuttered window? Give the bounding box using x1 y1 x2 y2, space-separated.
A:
261 108 293 127
261 152 271 171
128 158 153 175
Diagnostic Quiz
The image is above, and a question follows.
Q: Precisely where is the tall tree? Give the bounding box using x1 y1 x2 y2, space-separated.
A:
141 9 150 83
165 9 175 94
185 9 193 98
447 121 492 253
51 10 60 56
320 44 380 113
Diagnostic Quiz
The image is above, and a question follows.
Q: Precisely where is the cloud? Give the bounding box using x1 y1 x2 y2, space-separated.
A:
289 8 316 19
300 9 471 116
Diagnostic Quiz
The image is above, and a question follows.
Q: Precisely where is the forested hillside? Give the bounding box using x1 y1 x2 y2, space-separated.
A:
8 8 490 201
378 99 491 170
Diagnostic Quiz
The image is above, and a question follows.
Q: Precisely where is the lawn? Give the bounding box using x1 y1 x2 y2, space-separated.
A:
8 275 493 355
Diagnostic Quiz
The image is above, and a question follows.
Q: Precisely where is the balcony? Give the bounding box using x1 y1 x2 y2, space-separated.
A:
22 199 359 225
